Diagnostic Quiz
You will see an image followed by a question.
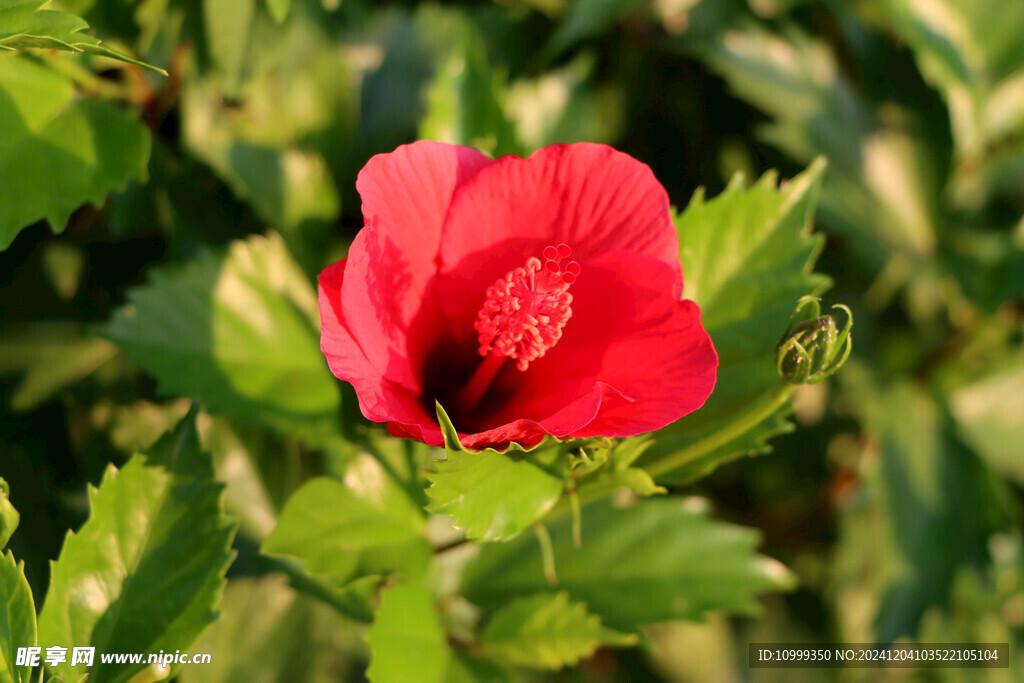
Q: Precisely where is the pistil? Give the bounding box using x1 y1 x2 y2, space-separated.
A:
455 244 579 411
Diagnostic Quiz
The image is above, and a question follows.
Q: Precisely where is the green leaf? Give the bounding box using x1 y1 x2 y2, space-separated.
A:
0 478 19 550
0 55 151 250
419 19 521 157
0 0 165 73
462 498 795 630
366 582 448 683
949 353 1024 486
37 409 236 683
103 232 341 443
0 323 117 412
426 450 565 543
644 161 829 482
479 591 636 670
262 455 430 587
0 550 36 683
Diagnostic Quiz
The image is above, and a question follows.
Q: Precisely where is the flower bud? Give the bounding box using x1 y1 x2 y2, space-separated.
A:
777 296 852 385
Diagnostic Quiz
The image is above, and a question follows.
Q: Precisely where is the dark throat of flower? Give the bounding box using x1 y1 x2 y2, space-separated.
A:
455 244 580 413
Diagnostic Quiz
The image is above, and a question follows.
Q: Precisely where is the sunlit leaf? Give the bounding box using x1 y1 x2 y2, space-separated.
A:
426 429 565 542
463 498 795 630
0 0 164 73
37 409 236 683
0 55 150 250
103 233 341 443
479 592 635 670
0 550 35 683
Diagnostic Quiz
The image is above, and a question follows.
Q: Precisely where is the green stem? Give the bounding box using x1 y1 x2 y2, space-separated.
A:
646 383 793 479
262 555 373 624
532 523 557 585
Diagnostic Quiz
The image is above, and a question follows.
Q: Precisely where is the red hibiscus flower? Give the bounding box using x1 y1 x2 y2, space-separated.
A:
318 142 717 450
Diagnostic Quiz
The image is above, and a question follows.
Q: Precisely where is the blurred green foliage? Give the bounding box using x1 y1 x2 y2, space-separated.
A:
0 0 1021 681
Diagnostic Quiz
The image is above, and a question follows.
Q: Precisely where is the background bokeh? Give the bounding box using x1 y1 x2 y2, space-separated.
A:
1 0 1022 681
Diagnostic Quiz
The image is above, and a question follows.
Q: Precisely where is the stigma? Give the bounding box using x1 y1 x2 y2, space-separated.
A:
474 243 580 371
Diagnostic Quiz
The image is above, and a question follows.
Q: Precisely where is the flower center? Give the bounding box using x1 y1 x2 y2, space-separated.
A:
455 244 579 413
475 243 580 371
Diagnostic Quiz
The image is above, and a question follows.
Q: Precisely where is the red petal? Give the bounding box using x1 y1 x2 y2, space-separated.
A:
319 259 434 427
342 142 492 390
568 254 717 437
437 143 682 345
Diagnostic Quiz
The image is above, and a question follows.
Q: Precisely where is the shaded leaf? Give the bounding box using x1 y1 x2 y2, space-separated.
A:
0 55 150 250
0 0 164 73
479 592 635 670
103 233 341 443
262 455 429 587
462 498 795 630
366 582 448 683
0 550 35 683
644 161 829 482
0 323 117 412
37 409 236 683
